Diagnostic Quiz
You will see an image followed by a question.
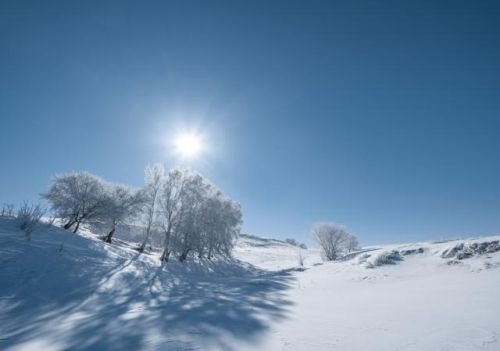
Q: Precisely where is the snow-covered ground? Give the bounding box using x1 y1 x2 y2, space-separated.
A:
1 218 499 350
233 234 321 270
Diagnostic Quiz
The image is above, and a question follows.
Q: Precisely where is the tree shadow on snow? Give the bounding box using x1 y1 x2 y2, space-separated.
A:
1 233 296 351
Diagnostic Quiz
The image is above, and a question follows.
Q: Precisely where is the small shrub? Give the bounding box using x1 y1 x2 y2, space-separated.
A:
298 250 304 267
371 250 403 267
441 241 500 260
16 202 45 240
1 203 15 218
400 248 425 256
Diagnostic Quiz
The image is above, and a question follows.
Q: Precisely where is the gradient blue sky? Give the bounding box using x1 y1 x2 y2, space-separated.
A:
1 0 499 245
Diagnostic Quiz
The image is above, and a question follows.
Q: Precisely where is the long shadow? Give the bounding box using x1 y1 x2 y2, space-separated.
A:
1 227 296 351
63 261 295 350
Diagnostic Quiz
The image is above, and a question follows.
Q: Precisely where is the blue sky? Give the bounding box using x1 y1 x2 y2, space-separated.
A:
1 0 499 245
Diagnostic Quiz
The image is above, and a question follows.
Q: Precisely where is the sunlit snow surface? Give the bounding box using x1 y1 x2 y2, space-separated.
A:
1 218 499 350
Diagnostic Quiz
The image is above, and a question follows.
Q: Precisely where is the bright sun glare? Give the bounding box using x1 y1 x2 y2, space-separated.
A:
174 133 202 158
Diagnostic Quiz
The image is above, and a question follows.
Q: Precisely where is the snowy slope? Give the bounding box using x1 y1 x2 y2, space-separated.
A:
0 218 300 351
1 218 500 351
236 238 500 351
233 234 321 270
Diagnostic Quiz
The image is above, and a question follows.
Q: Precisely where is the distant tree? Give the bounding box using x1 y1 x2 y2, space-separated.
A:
1 203 15 218
312 222 355 261
345 234 360 252
138 163 164 252
101 184 145 243
41 172 107 233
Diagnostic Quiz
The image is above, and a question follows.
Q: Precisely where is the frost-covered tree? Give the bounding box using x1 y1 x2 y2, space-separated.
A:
345 234 360 252
196 190 242 259
101 184 145 243
209 194 242 257
41 172 107 233
158 169 187 262
41 167 242 260
138 163 164 252
312 222 355 261
172 171 207 261
158 169 242 262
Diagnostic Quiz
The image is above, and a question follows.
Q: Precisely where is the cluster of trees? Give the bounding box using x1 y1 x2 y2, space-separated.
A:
311 222 359 261
41 165 243 262
41 172 144 240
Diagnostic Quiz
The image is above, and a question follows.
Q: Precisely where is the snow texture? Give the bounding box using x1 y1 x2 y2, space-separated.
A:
1 218 500 350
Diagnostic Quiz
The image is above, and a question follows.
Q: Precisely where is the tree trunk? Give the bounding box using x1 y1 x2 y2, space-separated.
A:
160 248 170 262
159 224 172 262
72 221 81 233
104 226 116 243
139 233 149 253
179 249 190 262
63 219 75 230
138 221 153 254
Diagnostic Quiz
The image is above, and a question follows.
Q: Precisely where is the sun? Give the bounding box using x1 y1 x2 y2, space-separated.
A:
174 132 202 158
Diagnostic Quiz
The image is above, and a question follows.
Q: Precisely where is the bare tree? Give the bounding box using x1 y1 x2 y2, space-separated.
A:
312 222 354 261
138 163 164 252
1 203 15 218
41 172 107 233
345 234 360 252
101 184 145 243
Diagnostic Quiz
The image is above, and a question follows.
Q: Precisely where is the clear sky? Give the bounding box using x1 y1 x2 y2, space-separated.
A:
1 0 499 245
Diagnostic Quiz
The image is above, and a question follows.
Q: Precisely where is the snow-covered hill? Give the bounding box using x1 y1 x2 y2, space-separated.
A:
233 234 321 270
1 218 500 350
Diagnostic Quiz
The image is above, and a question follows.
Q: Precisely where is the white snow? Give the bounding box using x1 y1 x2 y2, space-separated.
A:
1 218 500 350
233 234 321 270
